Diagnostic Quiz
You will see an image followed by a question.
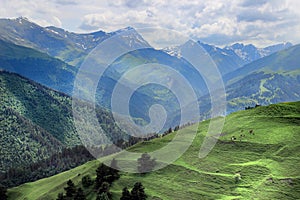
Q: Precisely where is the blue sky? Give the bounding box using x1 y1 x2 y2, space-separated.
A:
1 0 299 47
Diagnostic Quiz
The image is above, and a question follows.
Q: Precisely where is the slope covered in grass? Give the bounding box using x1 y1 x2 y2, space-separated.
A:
8 101 300 199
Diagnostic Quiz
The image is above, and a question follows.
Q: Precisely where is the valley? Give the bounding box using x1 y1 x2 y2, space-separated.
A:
0 14 299 200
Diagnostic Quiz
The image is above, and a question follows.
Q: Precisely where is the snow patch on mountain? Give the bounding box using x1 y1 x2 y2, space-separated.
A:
163 46 182 58
225 42 293 64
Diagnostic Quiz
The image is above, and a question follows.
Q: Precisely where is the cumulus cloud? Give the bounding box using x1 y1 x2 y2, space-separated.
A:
0 0 299 46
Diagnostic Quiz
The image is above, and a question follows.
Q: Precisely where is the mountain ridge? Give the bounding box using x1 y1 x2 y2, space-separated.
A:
225 42 293 64
0 38 76 94
163 41 293 76
224 44 300 84
0 70 127 173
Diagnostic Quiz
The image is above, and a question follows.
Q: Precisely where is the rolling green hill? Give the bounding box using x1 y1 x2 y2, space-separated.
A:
8 101 300 199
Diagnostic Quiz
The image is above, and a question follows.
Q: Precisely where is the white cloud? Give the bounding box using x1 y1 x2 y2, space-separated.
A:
0 0 299 46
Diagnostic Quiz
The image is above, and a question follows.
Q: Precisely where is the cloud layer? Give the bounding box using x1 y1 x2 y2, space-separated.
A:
1 0 299 46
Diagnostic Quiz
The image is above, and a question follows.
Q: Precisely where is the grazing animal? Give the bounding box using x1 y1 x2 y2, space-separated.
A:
231 136 237 141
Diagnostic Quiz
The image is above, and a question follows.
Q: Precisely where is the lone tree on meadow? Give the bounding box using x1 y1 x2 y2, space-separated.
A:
137 153 156 174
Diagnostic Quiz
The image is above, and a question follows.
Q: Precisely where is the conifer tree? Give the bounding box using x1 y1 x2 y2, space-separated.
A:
64 179 76 197
110 158 120 180
120 187 131 200
74 187 86 200
0 184 8 200
97 182 112 200
137 153 156 173
131 182 147 200
56 193 65 200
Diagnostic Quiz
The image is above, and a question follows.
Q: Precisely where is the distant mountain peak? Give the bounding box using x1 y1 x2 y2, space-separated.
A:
12 16 36 26
122 26 135 31
15 16 29 21
110 26 151 49
113 26 135 34
283 42 293 46
225 42 293 64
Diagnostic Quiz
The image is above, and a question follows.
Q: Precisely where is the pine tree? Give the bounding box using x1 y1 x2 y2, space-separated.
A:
96 192 110 200
0 184 8 200
56 193 65 200
74 187 86 200
174 125 180 131
120 187 131 200
64 179 76 197
110 158 120 180
82 175 93 188
137 153 156 173
131 182 147 200
95 163 111 188
97 182 112 200
95 162 120 189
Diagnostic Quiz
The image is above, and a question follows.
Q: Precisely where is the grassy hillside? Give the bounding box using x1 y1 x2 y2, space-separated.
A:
8 101 300 199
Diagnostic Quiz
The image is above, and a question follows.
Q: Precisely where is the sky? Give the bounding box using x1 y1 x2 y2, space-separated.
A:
1 0 300 47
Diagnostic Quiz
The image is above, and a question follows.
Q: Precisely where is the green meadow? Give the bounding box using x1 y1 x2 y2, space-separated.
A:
8 101 300 199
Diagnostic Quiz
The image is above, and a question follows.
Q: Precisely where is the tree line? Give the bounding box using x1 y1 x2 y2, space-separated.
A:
0 124 176 188
57 156 151 200
2 122 182 200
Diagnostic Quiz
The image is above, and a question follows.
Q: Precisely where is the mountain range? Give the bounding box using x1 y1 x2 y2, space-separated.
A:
225 42 293 64
163 41 292 76
0 17 300 189
0 17 299 119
